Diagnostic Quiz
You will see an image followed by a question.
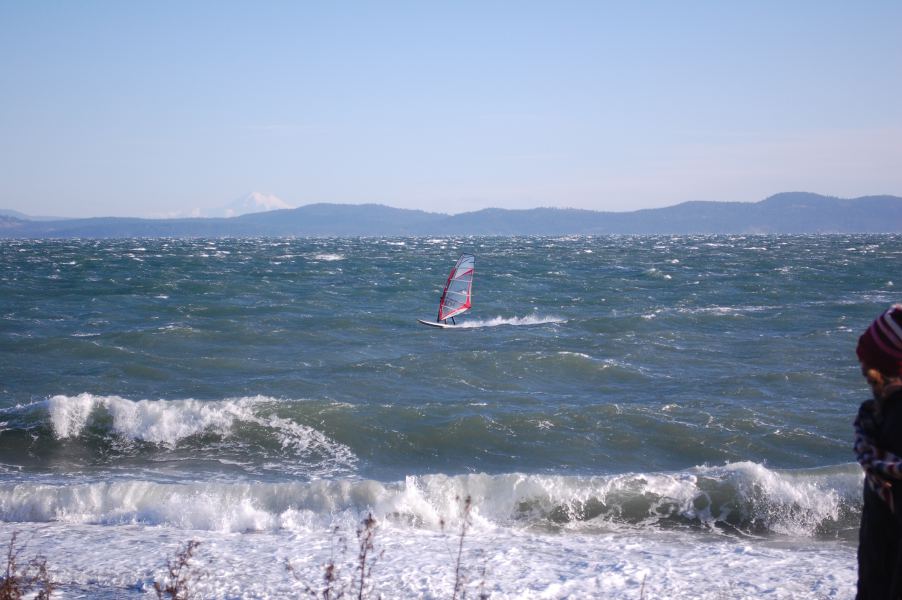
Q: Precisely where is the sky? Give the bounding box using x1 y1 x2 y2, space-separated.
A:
1 1 900 218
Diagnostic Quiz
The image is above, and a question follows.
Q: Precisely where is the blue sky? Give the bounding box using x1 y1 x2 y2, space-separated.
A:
1 1 900 218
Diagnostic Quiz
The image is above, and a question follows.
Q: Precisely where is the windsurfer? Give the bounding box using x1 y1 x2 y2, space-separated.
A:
419 254 474 328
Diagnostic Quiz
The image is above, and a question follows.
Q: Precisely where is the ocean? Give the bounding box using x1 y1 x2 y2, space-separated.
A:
0 235 897 598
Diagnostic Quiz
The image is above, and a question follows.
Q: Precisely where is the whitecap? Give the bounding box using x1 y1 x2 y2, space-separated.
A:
455 315 565 328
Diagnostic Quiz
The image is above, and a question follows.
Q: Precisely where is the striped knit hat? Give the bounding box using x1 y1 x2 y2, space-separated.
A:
857 304 902 377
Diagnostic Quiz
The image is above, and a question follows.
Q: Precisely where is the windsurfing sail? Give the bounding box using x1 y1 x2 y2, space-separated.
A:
436 254 475 322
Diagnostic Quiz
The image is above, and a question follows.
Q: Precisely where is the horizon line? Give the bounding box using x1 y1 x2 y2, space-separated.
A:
3 191 899 222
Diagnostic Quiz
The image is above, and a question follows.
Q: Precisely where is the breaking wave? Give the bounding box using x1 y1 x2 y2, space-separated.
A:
0 462 862 538
0 394 357 479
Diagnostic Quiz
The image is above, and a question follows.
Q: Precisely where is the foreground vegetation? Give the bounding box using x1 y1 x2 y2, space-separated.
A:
0 495 489 599
0 532 54 600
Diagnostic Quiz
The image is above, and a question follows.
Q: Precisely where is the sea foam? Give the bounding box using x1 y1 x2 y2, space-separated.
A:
0 463 861 537
456 315 566 328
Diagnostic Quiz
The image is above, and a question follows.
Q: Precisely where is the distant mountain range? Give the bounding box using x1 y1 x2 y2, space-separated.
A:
0 208 63 221
1 192 900 237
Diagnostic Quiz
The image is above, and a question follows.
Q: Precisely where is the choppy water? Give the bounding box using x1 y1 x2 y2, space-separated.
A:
0 235 898 598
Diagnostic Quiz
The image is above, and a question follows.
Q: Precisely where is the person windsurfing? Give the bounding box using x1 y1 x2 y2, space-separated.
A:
418 254 474 328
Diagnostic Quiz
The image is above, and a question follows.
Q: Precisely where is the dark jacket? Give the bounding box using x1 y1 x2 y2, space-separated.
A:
858 388 902 600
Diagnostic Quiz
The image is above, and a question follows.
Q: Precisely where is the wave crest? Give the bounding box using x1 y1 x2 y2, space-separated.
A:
5 394 357 479
0 462 862 538
48 394 239 443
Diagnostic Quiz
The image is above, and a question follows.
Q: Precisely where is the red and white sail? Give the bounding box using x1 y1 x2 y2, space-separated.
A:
437 254 475 322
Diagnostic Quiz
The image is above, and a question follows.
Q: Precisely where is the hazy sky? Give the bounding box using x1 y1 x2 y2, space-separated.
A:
1 1 900 218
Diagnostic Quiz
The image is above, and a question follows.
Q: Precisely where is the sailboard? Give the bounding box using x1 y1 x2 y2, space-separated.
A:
418 253 475 328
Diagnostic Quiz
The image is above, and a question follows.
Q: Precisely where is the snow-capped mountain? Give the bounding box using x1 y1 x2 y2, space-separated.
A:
216 192 294 218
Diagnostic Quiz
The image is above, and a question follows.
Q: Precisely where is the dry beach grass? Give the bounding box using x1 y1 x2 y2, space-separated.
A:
0 532 54 600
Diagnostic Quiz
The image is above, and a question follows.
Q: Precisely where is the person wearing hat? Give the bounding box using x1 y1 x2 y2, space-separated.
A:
854 304 902 599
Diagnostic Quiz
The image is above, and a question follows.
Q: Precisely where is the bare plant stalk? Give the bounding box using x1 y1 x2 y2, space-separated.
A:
477 563 490 600
27 555 54 600
154 540 201 600
0 533 22 600
287 525 351 600
287 559 344 600
288 515 383 600
0 532 55 600
452 495 472 600
355 513 382 600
